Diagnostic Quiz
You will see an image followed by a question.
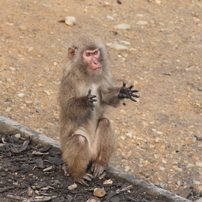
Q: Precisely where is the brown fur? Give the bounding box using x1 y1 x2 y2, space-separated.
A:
59 36 121 182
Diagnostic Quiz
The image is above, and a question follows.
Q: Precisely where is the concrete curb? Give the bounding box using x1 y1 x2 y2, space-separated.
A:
0 115 191 202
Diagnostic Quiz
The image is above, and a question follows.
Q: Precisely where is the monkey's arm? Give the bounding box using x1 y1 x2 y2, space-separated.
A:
101 87 121 107
62 90 97 119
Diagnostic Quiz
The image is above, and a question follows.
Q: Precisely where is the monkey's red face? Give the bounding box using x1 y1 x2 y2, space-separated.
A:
83 49 101 73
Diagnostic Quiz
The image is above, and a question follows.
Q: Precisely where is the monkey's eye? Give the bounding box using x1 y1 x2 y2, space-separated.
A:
85 52 91 57
93 50 98 55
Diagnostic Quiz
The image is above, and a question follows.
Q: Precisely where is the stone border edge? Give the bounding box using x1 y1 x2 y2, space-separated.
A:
0 115 191 202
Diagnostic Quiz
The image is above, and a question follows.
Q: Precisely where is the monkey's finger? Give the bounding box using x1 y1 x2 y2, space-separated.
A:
130 97 137 102
132 94 140 98
122 82 126 87
93 164 104 177
92 98 97 102
131 90 139 93
83 173 93 181
77 179 89 187
129 85 134 89
88 89 92 95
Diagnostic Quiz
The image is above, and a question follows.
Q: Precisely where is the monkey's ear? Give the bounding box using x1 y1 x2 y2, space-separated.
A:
68 47 77 58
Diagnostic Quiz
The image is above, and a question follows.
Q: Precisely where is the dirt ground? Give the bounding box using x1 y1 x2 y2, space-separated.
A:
0 0 202 199
0 133 168 202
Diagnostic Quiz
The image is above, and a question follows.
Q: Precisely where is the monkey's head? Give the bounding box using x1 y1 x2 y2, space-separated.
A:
68 36 108 77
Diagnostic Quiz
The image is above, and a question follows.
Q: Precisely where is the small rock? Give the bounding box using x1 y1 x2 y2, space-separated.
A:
19 25 27 31
137 21 148 25
93 188 106 197
136 14 144 17
141 121 149 128
106 43 128 51
114 24 131 30
119 40 131 45
125 132 133 138
68 183 77 190
9 67 15 71
159 167 165 171
196 161 202 167
156 131 164 135
65 16 77 26
103 179 113 185
198 87 202 91
86 196 101 202
124 166 131 172
15 133 21 139
104 2 110 6
18 93 25 97
106 15 114 20
194 181 201 185
155 0 161 4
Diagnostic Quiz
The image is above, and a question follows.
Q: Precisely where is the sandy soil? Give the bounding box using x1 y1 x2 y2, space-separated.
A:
1 0 202 197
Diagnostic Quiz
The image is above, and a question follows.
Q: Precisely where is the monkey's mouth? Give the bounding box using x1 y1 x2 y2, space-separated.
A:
91 58 101 71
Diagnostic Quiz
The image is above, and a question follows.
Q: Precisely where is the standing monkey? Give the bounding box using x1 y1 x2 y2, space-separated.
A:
59 36 139 185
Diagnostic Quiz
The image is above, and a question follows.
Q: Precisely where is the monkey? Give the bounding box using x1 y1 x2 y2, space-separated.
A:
59 36 139 185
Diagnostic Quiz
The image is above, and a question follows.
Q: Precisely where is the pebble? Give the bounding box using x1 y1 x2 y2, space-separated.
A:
104 2 110 6
103 179 113 185
106 43 129 51
15 133 21 139
65 16 77 26
136 21 148 25
86 197 101 202
124 166 131 172
159 167 165 171
155 0 161 4
196 161 202 167
9 67 16 71
114 24 131 30
140 121 149 128
156 131 164 135
125 132 133 138
67 183 77 190
93 188 106 197
119 40 131 45
18 93 25 97
18 25 27 31
106 15 114 20
194 181 201 185
136 14 144 17
198 87 202 91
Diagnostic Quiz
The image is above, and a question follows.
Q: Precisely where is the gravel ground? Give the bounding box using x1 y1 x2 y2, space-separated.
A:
0 0 202 199
0 133 167 202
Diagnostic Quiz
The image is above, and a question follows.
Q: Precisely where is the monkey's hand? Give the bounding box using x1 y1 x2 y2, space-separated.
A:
86 89 97 111
118 82 139 102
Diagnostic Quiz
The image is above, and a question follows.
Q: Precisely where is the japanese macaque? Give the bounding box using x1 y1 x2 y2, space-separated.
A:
59 36 139 185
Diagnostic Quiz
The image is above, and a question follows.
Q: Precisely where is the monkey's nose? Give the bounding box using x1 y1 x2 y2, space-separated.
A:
93 57 100 64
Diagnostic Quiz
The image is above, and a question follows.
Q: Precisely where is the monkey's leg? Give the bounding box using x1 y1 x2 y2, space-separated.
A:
62 134 91 185
92 118 117 177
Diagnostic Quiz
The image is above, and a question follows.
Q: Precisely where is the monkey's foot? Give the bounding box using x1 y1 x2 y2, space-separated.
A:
75 173 93 186
91 163 105 178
